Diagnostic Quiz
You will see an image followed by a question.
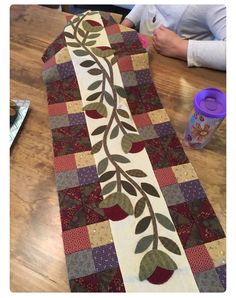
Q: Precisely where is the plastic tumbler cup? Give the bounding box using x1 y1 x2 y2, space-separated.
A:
184 88 226 149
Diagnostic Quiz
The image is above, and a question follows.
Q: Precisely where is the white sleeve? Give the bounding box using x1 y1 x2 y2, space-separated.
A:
187 40 226 71
187 5 226 71
125 5 145 26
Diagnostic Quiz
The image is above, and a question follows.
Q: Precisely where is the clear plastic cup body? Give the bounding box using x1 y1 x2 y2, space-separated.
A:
184 110 223 149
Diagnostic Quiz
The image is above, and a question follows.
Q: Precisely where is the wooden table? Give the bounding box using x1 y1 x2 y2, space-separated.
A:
10 5 226 292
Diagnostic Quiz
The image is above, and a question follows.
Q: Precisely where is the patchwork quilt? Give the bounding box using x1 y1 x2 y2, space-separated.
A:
41 11 226 292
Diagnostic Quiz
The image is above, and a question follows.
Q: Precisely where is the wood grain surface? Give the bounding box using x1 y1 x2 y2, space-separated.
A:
10 5 226 292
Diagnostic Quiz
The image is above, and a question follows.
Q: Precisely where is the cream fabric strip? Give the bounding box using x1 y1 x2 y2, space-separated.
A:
64 12 199 292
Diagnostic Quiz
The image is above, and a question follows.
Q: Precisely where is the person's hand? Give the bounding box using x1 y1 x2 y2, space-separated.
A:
152 25 188 60
121 18 134 28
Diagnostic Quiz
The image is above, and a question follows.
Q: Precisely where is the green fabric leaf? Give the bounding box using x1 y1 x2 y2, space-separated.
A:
121 180 137 196
134 197 146 218
104 91 115 107
86 92 102 102
115 85 126 98
88 68 102 75
139 249 177 281
159 237 181 255
155 213 176 232
99 192 133 215
77 28 86 38
80 60 96 68
97 157 108 175
83 102 107 118
85 40 96 46
99 171 116 182
91 140 102 154
91 125 107 136
72 16 80 23
135 235 154 254
64 31 74 39
121 121 137 132
66 42 80 47
101 181 117 196
121 133 143 154
110 125 119 139
126 169 147 178
135 216 151 234
82 20 103 32
111 56 118 65
141 182 160 197
73 49 89 56
117 109 129 118
110 155 130 163
87 33 100 39
91 47 114 58
88 80 102 91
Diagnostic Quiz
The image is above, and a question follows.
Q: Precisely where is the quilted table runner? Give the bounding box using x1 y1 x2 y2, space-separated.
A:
42 11 226 292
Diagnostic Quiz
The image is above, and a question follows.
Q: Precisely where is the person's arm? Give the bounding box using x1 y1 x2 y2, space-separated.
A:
187 5 226 70
121 5 144 28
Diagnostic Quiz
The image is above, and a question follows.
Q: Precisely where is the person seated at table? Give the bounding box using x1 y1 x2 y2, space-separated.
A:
121 5 226 71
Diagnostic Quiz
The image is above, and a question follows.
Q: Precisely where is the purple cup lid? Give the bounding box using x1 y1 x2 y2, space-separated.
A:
193 88 226 118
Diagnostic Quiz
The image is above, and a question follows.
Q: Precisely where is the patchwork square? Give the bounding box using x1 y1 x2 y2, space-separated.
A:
87 221 113 248
179 179 206 201
105 24 120 35
92 243 119 273
42 64 60 84
185 244 214 273
68 112 86 126
205 238 226 267
132 113 152 128
108 32 123 44
66 100 83 114
43 56 56 71
75 151 95 168
161 184 185 206
49 114 70 129
69 273 99 292
63 226 91 254
66 249 96 279
159 134 189 168
55 169 80 191
135 69 152 85
78 166 98 185
48 102 67 116
148 109 170 124
142 96 163 113
47 79 64 104
138 125 157 141
122 31 139 45
215 265 226 290
59 182 106 230
54 153 76 172
172 163 198 183
154 122 176 137
145 138 170 170
57 61 74 80
140 83 159 101
154 167 177 188
69 268 125 292
55 47 71 64
169 199 225 249
117 56 133 72
194 269 225 292
121 71 137 87
131 53 149 70
63 75 81 102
